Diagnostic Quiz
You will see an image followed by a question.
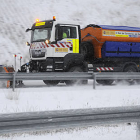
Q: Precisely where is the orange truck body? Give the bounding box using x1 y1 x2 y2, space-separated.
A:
81 25 140 58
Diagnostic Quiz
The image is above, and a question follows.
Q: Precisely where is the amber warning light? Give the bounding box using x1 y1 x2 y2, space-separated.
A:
53 16 56 21
36 19 39 22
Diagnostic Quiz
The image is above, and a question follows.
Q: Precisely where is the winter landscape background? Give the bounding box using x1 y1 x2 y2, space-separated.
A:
0 0 140 140
0 0 140 68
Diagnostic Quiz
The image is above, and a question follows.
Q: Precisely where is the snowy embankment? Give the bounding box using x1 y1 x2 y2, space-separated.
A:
0 0 140 68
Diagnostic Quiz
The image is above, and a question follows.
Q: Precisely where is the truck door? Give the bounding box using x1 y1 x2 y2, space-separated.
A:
55 25 79 53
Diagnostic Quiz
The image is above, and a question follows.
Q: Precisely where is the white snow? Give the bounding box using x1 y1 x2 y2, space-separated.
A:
0 124 136 140
0 0 140 139
1 81 140 113
0 81 140 140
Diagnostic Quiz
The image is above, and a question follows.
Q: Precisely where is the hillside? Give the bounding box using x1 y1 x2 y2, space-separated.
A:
0 0 140 69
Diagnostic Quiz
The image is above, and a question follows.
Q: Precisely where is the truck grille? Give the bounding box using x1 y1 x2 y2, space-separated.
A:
32 50 45 58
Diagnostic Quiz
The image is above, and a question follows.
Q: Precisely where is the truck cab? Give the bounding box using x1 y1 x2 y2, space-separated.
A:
28 17 80 61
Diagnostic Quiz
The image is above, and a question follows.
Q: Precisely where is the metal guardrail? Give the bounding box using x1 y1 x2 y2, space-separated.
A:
1 72 140 91
0 106 140 139
0 72 93 91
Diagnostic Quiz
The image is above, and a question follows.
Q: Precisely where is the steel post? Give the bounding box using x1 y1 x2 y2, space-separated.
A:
14 55 16 72
93 73 96 89
20 59 21 71
13 72 16 92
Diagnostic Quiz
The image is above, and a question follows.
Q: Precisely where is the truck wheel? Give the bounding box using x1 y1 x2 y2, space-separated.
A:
65 66 87 86
80 43 88 58
123 65 138 84
43 80 60 86
80 42 93 61
96 80 114 85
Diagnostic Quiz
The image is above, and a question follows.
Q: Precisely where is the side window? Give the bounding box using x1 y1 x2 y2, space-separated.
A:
62 27 69 38
70 27 77 38
62 26 77 39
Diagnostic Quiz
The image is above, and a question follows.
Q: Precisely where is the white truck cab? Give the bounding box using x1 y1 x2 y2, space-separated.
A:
27 17 80 60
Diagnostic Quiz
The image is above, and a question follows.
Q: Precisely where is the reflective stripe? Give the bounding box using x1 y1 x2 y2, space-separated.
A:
105 67 109 71
31 42 72 49
96 68 100 71
109 67 114 70
72 39 79 53
101 67 105 71
61 43 65 48
35 22 45 26
75 39 79 53
96 67 114 71
72 39 76 53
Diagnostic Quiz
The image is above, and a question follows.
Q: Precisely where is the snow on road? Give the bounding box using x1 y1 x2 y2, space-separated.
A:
1 80 140 114
0 80 140 140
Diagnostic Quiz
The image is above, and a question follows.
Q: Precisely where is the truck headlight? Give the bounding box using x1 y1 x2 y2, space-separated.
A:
45 40 49 44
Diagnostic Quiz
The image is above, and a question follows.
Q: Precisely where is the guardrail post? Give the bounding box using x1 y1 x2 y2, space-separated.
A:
136 123 140 140
13 72 16 92
93 73 96 89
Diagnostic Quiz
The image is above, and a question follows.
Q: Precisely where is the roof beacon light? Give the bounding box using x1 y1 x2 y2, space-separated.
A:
53 16 56 21
36 19 39 22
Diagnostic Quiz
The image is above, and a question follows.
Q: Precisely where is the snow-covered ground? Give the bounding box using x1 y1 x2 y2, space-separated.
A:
1 0 140 139
1 80 140 113
0 80 140 140
0 124 136 140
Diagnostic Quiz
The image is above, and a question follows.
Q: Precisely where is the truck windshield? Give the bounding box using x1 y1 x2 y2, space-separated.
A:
31 28 52 42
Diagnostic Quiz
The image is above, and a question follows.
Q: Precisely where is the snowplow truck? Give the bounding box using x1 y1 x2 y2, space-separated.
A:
22 17 140 85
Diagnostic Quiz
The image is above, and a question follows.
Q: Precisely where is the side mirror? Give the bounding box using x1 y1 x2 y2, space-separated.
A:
26 28 32 32
26 42 30 46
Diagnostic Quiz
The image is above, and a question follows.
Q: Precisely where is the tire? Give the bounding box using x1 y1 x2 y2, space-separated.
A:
80 43 88 58
65 66 88 86
80 42 93 61
123 65 138 84
96 80 114 85
43 80 60 86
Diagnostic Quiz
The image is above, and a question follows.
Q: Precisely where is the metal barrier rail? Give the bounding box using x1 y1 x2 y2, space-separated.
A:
0 106 140 139
0 72 93 91
0 72 140 91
